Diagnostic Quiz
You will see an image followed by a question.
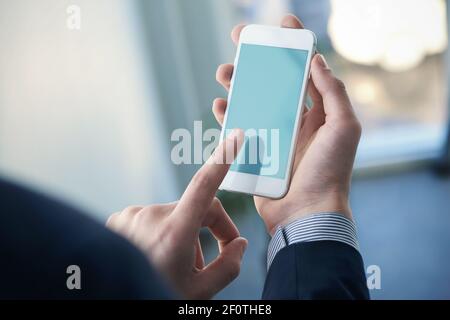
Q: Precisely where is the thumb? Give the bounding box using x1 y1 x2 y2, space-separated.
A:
310 54 354 119
195 237 248 298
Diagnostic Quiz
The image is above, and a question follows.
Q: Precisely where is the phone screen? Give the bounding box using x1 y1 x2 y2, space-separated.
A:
224 43 309 179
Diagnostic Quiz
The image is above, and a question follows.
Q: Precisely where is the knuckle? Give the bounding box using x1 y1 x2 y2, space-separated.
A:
335 118 362 142
333 77 347 92
132 210 146 224
324 76 347 97
226 261 241 281
146 204 162 214
345 118 362 134
215 64 226 82
211 197 223 210
123 205 142 216
212 98 220 109
135 204 164 221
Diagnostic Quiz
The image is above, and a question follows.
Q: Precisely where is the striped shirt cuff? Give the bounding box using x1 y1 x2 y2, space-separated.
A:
267 213 359 270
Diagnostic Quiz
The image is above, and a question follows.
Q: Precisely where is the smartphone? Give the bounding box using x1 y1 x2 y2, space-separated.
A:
219 25 316 199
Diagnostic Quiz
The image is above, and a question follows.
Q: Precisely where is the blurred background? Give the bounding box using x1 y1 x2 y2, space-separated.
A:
0 0 449 299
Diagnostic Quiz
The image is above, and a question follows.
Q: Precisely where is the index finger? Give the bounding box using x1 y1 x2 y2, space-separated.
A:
173 129 244 222
230 14 304 46
281 14 304 29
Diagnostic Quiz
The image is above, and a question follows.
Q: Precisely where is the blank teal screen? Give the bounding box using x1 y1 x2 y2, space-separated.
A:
225 44 308 179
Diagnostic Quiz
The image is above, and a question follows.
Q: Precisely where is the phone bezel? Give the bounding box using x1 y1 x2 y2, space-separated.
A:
219 24 317 199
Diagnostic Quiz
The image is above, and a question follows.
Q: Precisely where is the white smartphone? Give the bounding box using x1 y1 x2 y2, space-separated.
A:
219 25 316 199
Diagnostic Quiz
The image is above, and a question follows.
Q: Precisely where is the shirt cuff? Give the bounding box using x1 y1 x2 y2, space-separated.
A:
267 213 359 270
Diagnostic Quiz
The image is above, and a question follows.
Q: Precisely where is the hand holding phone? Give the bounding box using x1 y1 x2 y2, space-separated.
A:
219 24 316 199
214 15 361 234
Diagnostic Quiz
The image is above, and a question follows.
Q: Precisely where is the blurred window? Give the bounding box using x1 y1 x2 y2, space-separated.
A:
233 0 449 168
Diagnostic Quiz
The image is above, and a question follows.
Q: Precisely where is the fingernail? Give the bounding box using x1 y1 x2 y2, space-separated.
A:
240 237 248 257
317 54 329 69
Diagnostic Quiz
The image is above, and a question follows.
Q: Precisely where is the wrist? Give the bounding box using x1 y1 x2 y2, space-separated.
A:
267 192 352 236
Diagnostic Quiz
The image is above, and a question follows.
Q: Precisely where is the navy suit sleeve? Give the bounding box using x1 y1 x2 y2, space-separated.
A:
262 241 370 300
0 179 174 299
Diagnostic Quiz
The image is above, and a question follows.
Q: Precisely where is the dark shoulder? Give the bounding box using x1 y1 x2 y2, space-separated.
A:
0 178 172 299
